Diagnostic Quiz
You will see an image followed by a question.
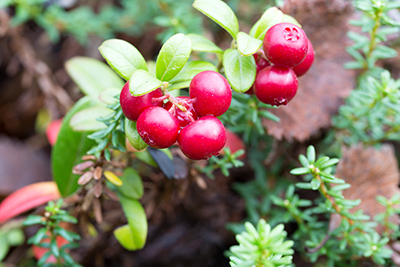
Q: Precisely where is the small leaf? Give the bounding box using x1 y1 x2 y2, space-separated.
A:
290 167 310 175
23 215 44 226
116 196 147 250
186 34 223 54
99 39 148 80
282 14 301 27
148 147 175 179
311 178 321 190
0 235 9 261
249 7 283 40
307 146 316 163
236 32 263 57
99 88 120 105
28 228 47 245
116 168 144 199
104 171 123 186
129 70 163 96
156 33 192 82
125 119 147 151
169 60 218 85
193 0 239 39
69 106 113 132
65 57 124 97
223 49 256 92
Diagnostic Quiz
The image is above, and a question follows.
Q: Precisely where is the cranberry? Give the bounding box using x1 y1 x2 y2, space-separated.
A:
253 52 270 73
178 116 226 160
293 38 315 77
120 82 164 121
189 71 232 116
137 107 179 149
253 65 298 106
164 96 199 128
263 23 308 68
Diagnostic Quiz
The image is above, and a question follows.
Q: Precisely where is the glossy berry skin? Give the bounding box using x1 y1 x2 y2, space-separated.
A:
137 107 179 149
164 96 199 128
178 116 226 160
189 71 232 117
263 23 308 68
293 39 315 77
253 53 270 73
120 82 163 121
253 65 298 106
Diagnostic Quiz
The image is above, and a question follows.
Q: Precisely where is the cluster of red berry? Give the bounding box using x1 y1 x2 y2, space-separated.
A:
120 71 232 160
250 22 314 106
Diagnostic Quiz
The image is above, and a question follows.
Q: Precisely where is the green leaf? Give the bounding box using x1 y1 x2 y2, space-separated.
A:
23 215 44 226
187 34 223 54
290 167 310 175
52 97 97 197
249 7 283 40
311 178 321 190
129 70 163 96
236 32 263 57
69 106 113 132
98 88 120 105
156 33 192 82
28 227 48 245
282 14 301 27
307 146 316 163
0 235 9 261
169 60 218 86
125 119 148 151
223 49 256 92
193 0 239 39
99 39 148 81
115 196 147 250
65 57 124 97
295 183 313 190
6 229 24 246
116 168 144 199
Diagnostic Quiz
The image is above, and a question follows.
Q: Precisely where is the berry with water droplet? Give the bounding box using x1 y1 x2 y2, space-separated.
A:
293 38 315 77
137 107 179 149
253 65 298 106
178 116 226 160
120 82 164 121
164 96 199 128
189 71 232 116
263 23 308 68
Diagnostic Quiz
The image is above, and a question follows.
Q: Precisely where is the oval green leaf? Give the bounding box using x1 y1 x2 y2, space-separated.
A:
52 97 97 197
116 168 144 200
237 32 263 56
186 34 223 54
69 106 113 132
99 39 148 81
65 57 124 97
125 119 147 151
249 7 283 40
99 88 121 105
115 196 147 250
223 49 256 92
129 70 163 96
193 0 239 39
155 33 192 82
168 60 218 90
282 14 301 27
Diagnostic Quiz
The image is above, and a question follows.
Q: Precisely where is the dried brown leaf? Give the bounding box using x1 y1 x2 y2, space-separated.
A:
93 198 103 224
264 0 355 142
93 166 102 180
329 144 400 232
78 171 93 186
73 161 95 172
93 181 103 198
81 155 96 161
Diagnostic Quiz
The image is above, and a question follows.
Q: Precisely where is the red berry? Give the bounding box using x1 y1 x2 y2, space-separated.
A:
137 107 179 149
263 23 308 68
293 38 315 77
189 71 232 116
178 116 226 160
253 65 298 106
253 53 270 73
120 82 163 121
164 96 199 128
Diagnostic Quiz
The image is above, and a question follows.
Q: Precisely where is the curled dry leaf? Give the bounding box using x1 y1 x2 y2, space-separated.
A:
93 166 103 180
73 161 95 172
78 171 94 186
93 181 103 198
81 155 97 161
263 0 355 141
329 144 400 232
93 198 103 224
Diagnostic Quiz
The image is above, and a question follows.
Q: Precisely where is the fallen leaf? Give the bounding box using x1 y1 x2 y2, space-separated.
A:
330 144 400 232
264 0 355 141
